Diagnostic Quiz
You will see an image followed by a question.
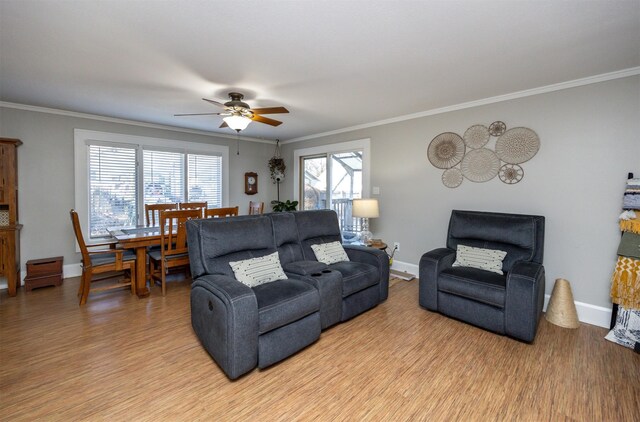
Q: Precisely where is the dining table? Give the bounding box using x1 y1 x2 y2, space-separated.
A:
108 226 166 298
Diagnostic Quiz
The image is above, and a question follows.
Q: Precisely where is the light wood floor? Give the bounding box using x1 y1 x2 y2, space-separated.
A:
1 276 639 421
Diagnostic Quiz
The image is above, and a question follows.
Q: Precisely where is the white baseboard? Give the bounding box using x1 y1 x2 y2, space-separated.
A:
394 259 612 329
391 260 419 277
0 263 82 289
62 263 82 279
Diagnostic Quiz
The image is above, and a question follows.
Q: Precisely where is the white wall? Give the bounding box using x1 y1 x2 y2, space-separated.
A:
0 106 278 283
282 75 640 312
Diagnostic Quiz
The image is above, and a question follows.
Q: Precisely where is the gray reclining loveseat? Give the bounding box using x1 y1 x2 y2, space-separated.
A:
187 209 389 379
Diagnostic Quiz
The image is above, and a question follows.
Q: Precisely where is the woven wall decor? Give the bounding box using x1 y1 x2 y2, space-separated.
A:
427 122 539 187
427 132 465 169
498 164 524 184
463 125 490 149
489 121 506 136
495 127 540 164
442 168 464 188
460 148 501 182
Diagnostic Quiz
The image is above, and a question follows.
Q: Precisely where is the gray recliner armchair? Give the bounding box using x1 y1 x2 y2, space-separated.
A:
419 210 546 343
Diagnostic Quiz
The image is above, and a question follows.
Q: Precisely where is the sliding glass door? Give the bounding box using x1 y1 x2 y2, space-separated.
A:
300 150 363 241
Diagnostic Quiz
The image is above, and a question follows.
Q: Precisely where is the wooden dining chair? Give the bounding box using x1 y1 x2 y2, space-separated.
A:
248 201 264 215
145 203 178 227
148 209 202 296
69 210 136 305
205 206 239 218
178 202 207 218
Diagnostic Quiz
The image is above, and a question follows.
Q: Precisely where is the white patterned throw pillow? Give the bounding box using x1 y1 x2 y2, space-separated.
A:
229 252 288 287
605 307 640 349
452 244 507 275
311 241 350 265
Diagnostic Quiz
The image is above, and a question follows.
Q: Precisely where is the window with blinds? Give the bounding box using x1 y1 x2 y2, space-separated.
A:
84 140 225 238
88 144 137 238
143 149 185 204
188 154 222 208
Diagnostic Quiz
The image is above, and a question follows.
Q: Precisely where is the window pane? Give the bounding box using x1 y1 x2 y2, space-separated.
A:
143 150 185 205
302 156 326 210
188 154 222 208
330 151 363 235
89 145 137 238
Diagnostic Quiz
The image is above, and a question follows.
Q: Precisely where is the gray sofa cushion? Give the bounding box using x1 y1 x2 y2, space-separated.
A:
447 210 545 272
270 213 305 264
329 261 378 297
294 210 343 260
252 279 320 334
187 217 274 278
438 267 506 308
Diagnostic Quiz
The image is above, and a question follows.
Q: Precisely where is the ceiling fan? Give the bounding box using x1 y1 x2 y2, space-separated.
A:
174 92 289 132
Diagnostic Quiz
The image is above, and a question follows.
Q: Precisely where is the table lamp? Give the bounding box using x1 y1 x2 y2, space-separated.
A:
352 199 379 245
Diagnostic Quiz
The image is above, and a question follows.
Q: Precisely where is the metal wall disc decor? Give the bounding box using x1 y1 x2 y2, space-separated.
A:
495 127 540 164
489 121 506 137
442 168 463 188
427 132 465 169
463 125 490 149
460 148 501 182
499 164 524 184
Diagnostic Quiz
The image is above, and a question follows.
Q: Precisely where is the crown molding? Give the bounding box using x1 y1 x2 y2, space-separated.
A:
282 66 640 144
0 101 275 144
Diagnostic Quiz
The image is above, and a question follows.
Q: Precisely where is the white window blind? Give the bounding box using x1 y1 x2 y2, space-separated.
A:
143 149 185 205
88 144 137 238
188 154 222 207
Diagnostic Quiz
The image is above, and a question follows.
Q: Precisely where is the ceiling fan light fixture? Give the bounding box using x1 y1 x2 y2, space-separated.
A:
223 114 251 131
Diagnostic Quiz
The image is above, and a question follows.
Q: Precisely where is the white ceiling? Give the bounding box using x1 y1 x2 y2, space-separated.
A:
1 0 639 142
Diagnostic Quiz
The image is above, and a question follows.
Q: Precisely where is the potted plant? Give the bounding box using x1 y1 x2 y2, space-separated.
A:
268 140 286 183
269 157 286 182
271 199 298 212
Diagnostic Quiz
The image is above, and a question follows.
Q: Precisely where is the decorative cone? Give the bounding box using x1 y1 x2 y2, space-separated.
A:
545 278 579 329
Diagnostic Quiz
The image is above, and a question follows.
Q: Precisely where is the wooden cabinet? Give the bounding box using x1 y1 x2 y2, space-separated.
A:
0 138 22 297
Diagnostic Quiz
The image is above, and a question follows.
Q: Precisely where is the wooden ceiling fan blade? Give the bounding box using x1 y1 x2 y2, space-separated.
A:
251 107 289 115
174 112 223 116
202 98 226 107
251 114 282 127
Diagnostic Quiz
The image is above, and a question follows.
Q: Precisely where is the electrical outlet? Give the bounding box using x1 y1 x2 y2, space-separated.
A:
393 242 400 252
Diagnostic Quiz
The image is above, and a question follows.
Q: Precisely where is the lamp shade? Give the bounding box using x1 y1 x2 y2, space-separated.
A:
223 114 251 131
352 199 379 218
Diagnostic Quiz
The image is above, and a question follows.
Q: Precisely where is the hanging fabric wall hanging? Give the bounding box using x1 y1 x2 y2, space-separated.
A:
427 121 540 188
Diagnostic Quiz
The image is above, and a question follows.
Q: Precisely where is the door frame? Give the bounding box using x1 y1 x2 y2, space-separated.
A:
293 138 371 206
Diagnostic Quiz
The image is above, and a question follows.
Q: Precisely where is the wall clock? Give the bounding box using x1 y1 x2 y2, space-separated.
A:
245 172 258 195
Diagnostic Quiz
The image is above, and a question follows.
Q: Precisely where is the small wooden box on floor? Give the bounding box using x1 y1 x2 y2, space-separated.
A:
24 256 63 292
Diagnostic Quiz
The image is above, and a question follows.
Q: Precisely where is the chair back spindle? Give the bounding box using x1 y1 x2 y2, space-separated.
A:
145 203 178 227
205 206 239 218
248 201 264 215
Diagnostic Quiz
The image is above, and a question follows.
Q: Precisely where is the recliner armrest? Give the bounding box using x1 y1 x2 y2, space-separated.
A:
505 261 546 343
419 248 456 310
190 274 259 379
343 245 390 301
